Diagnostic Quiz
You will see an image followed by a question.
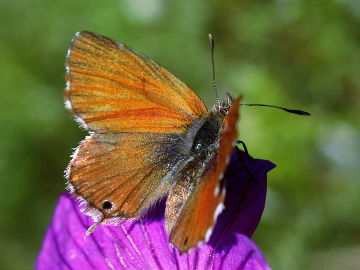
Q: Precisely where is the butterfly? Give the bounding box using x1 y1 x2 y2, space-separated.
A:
64 31 242 253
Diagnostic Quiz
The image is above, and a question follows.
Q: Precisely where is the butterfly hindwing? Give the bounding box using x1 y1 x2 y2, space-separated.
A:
66 132 187 222
64 31 207 134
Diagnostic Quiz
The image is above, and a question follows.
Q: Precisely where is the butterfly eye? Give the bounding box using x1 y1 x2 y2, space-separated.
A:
194 143 202 151
102 200 113 211
191 118 221 157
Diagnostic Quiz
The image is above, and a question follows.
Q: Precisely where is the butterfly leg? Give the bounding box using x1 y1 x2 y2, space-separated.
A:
85 222 101 237
85 217 105 237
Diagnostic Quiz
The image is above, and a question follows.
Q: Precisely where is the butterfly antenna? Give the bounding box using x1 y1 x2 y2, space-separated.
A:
208 34 220 104
240 103 311 116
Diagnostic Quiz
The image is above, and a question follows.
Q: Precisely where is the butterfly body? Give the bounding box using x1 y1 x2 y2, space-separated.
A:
64 31 240 253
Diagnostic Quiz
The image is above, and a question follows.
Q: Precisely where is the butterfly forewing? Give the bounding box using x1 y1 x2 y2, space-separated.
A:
167 97 241 253
64 31 207 133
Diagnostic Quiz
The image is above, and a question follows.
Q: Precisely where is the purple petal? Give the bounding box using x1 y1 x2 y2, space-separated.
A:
208 148 276 251
37 149 274 270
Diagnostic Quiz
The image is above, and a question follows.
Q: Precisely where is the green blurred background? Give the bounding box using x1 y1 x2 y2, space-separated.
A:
1 0 359 269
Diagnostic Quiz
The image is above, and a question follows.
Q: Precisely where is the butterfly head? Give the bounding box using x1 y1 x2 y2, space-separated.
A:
213 93 235 116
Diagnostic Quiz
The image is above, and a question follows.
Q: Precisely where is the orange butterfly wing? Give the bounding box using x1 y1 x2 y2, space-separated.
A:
167 97 241 253
67 132 186 222
64 31 207 133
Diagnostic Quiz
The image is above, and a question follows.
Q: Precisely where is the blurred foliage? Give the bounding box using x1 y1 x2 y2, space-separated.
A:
0 0 359 269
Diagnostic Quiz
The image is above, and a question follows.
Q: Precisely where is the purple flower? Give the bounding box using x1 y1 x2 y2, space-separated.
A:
37 149 275 269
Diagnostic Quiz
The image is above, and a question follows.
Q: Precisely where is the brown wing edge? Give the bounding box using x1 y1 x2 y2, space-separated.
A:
64 31 89 130
64 135 107 227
